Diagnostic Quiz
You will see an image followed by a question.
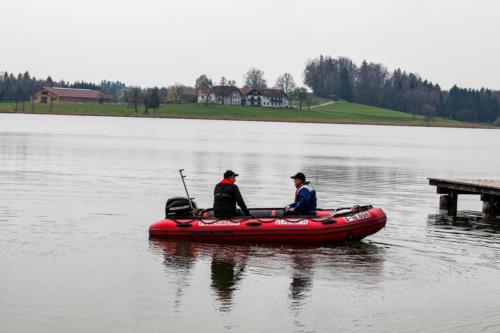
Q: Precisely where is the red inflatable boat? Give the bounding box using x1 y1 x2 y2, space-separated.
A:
149 205 386 243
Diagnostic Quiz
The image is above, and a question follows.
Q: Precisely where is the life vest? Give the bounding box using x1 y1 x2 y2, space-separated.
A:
294 182 317 213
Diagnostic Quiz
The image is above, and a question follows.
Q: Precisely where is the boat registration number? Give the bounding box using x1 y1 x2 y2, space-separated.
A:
345 212 370 222
275 219 308 225
199 220 240 227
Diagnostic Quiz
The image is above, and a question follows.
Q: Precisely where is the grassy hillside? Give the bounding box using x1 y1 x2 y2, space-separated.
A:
290 94 331 108
0 101 490 128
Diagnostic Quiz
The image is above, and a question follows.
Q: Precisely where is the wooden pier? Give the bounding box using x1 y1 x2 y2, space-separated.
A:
429 178 500 218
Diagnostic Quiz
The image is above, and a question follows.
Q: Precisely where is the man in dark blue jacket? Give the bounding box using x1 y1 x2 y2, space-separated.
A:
285 172 317 215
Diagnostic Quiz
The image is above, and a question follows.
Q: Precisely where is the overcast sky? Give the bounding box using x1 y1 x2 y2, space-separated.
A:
2 0 499 89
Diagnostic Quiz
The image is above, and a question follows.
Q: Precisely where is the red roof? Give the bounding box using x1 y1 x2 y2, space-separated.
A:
43 87 106 99
239 87 287 97
199 86 287 97
199 86 241 96
239 87 253 95
256 88 287 97
198 87 214 94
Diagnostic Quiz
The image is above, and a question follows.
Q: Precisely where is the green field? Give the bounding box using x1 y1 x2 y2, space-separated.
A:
0 101 490 128
289 94 331 108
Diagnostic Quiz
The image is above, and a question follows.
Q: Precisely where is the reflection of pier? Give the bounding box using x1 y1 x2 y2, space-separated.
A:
429 178 500 218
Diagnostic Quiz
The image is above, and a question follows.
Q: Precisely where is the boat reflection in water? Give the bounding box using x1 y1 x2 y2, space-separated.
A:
210 247 248 311
288 252 314 311
149 240 386 313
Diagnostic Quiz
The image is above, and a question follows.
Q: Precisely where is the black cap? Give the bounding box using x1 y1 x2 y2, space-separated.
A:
291 172 306 182
224 170 239 178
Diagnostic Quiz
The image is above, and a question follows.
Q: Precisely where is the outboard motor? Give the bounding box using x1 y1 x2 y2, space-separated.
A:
165 196 197 218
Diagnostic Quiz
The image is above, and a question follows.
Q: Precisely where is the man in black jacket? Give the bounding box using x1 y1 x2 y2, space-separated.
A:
213 170 250 218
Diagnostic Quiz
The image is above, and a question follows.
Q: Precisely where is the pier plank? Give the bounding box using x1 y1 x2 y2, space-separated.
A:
429 178 500 196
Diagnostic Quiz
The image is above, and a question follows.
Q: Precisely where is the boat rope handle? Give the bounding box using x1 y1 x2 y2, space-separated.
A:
171 214 338 224
170 206 371 224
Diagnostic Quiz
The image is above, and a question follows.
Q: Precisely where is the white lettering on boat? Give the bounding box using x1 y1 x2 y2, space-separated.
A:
275 219 308 225
169 205 190 211
345 212 370 222
199 220 240 227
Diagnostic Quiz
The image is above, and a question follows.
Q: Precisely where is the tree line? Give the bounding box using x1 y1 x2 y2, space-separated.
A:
304 55 500 123
0 71 128 110
0 71 194 113
2 60 499 123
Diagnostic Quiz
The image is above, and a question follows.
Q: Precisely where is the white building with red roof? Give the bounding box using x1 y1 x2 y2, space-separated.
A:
198 86 288 108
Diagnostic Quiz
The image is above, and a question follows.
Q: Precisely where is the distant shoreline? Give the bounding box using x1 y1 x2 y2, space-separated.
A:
0 103 495 129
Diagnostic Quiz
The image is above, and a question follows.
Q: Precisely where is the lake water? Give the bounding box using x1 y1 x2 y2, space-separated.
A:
1 114 500 333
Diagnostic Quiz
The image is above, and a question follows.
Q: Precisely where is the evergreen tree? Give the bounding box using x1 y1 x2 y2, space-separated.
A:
339 67 353 101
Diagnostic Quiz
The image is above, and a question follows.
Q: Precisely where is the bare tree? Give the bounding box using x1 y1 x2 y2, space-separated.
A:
244 68 267 88
20 72 31 112
149 87 161 115
305 93 312 110
294 87 308 110
167 83 184 104
143 88 151 114
167 89 177 104
127 87 143 113
227 79 237 105
275 73 296 94
420 104 436 123
288 89 296 109
195 74 211 90
196 75 213 106
29 76 40 112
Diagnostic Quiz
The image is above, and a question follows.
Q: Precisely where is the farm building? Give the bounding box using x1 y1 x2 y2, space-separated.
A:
198 86 289 108
241 88 289 108
178 87 198 103
35 87 109 104
198 86 242 105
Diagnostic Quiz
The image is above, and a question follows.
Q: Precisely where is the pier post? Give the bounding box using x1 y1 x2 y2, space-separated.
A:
430 178 500 218
482 195 499 219
439 195 448 210
439 192 457 216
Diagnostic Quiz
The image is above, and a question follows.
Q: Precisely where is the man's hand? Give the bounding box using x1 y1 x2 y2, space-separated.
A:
285 206 294 212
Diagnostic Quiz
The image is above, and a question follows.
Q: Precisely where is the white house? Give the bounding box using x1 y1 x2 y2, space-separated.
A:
197 88 215 104
197 86 288 108
197 86 242 105
240 88 289 108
